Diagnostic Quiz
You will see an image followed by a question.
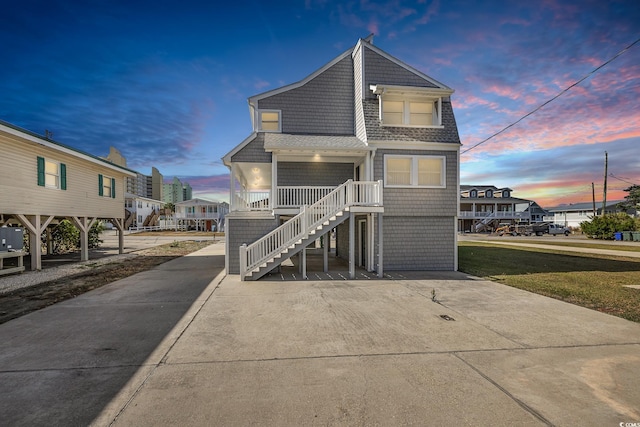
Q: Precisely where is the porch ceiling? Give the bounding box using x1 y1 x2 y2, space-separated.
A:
235 162 272 190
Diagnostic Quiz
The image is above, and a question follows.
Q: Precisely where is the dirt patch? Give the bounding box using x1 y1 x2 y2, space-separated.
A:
0 240 212 325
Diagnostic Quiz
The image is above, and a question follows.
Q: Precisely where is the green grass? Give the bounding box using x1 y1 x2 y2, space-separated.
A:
498 239 640 252
458 241 640 322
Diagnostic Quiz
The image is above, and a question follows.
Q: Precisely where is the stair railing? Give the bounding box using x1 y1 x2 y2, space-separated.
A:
240 180 382 278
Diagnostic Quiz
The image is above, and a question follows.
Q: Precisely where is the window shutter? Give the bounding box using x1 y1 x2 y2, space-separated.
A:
60 163 67 190
99 174 104 196
37 157 45 186
111 178 116 198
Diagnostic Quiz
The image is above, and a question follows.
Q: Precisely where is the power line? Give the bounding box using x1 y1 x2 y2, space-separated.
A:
461 36 640 156
609 173 638 186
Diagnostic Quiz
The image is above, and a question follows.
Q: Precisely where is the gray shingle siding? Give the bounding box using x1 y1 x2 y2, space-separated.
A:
258 56 354 135
363 46 439 99
382 216 455 270
374 149 458 216
227 217 279 274
231 133 271 163
278 162 353 186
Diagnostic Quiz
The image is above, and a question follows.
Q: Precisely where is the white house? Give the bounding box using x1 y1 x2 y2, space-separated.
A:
545 200 627 228
124 193 164 229
174 198 229 232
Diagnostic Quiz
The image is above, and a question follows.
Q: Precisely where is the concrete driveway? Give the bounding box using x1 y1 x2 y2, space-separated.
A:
1 243 640 426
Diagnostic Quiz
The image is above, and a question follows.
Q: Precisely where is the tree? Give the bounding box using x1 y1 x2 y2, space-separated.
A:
580 212 636 239
618 184 640 211
164 202 175 213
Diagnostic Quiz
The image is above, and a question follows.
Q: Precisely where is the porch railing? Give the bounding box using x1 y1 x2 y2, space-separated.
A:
276 186 334 208
233 190 271 211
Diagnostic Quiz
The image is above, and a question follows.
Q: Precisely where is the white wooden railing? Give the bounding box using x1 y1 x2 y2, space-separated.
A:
276 186 334 208
240 180 382 278
175 212 221 219
459 211 530 219
233 190 271 211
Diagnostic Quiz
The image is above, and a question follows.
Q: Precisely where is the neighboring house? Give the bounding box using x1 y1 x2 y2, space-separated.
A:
459 185 549 232
124 193 164 229
544 200 631 228
222 36 461 280
174 198 228 232
0 119 136 270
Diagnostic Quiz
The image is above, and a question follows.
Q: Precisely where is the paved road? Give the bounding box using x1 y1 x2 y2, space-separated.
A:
1 240 639 426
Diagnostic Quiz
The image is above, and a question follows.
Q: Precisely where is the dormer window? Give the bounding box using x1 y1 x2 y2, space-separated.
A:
380 98 441 127
370 84 451 128
258 110 281 132
486 190 493 198
470 189 478 198
503 190 510 198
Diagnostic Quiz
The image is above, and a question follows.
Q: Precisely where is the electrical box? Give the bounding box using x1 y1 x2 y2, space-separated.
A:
0 227 24 252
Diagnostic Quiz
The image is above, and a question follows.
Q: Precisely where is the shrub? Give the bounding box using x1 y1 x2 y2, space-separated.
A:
36 219 105 254
580 213 637 240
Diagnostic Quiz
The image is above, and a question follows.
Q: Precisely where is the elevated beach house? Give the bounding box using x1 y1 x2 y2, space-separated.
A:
0 119 135 270
222 37 461 280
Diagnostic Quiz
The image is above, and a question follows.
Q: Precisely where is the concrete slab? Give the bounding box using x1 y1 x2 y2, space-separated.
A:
400 276 640 347
111 354 544 427
458 345 640 425
166 277 522 364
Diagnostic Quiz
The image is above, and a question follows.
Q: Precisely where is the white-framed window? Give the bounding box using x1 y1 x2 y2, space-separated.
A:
103 177 112 197
258 110 281 132
99 174 115 198
37 156 66 190
384 155 446 188
380 98 441 127
45 160 60 189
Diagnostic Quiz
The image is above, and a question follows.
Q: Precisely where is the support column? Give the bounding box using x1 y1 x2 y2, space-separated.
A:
112 218 125 254
16 214 54 271
301 246 307 280
46 228 53 255
71 217 97 261
349 215 355 279
323 233 329 273
377 212 383 278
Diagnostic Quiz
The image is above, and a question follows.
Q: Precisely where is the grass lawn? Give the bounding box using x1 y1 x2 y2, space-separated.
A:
458 241 640 322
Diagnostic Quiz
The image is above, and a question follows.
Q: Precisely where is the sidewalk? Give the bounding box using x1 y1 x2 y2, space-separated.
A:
1 243 640 426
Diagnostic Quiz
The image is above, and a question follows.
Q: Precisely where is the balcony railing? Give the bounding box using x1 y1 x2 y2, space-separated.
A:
276 186 334 208
233 183 386 212
459 211 530 219
175 212 221 219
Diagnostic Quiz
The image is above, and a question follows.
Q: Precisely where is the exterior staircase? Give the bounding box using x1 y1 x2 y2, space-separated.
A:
474 212 497 232
124 210 134 230
240 180 382 281
143 209 159 226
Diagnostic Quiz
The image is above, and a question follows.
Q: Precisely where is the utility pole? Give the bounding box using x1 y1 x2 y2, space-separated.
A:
602 151 608 216
591 182 596 216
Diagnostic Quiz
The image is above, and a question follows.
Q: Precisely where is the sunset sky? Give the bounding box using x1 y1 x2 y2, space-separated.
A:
1 0 638 208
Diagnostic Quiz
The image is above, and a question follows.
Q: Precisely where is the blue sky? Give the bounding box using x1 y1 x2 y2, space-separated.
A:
1 0 638 207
